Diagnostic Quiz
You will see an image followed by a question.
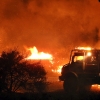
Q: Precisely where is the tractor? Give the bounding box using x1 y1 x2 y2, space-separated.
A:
59 47 100 93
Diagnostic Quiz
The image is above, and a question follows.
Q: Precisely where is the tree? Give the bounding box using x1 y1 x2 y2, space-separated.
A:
0 49 47 93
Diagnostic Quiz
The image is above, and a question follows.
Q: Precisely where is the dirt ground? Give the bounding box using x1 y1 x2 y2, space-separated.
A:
47 76 100 93
1 76 100 100
47 81 63 92
46 81 100 100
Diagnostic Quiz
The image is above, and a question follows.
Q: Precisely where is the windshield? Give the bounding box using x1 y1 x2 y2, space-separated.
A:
73 56 83 62
70 49 99 65
72 55 97 65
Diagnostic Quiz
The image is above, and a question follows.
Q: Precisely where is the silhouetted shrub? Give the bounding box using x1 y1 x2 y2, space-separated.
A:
0 49 47 93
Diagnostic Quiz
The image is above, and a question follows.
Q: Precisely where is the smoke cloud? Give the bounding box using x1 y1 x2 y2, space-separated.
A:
0 0 100 63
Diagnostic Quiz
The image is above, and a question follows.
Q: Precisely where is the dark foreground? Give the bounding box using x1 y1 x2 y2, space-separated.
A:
1 81 100 100
1 90 100 100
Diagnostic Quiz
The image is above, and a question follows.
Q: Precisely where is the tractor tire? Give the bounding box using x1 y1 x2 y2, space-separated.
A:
63 72 78 94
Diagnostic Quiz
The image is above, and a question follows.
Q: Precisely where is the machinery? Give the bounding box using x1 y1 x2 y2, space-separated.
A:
59 47 100 93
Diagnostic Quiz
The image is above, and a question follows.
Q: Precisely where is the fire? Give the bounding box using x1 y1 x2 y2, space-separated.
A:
25 46 62 74
52 66 62 74
75 47 92 50
26 46 53 60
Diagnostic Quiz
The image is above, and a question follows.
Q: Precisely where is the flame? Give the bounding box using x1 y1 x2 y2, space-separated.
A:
75 47 92 50
26 46 53 60
52 66 62 74
25 46 62 74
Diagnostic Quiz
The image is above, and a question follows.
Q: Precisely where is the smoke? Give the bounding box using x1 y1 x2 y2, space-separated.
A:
0 0 100 62
80 27 99 46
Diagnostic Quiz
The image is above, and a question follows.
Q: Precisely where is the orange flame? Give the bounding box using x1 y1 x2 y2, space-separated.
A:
25 46 62 74
52 66 62 74
75 47 92 50
26 46 53 60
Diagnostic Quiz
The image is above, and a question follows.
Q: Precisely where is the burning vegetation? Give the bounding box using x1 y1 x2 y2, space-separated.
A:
25 46 63 75
26 46 53 60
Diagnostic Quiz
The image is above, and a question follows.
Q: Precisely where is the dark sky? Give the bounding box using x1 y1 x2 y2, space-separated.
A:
0 0 100 63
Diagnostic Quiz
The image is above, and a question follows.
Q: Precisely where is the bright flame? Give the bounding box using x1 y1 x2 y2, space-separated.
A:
25 46 63 74
26 46 53 60
75 47 92 50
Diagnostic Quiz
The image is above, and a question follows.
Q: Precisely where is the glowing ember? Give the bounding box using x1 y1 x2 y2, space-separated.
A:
26 46 53 60
91 84 100 91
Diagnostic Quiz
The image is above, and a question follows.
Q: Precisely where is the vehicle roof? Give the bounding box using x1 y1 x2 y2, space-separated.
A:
71 49 100 54
72 49 100 52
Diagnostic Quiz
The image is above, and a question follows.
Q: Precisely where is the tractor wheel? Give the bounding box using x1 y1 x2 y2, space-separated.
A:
63 73 78 94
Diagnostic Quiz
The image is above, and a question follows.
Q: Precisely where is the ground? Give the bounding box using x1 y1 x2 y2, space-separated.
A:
1 76 100 100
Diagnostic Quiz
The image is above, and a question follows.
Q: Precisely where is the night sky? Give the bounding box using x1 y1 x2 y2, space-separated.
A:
0 0 100 63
